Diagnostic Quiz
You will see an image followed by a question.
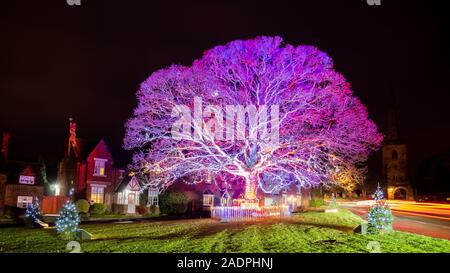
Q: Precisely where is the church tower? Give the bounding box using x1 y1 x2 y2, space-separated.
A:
382 101 414 200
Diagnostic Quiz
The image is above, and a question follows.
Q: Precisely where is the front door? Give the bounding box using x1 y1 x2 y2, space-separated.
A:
127 192 136 214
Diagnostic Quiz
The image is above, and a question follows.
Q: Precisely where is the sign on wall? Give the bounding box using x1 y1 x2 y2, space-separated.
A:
19 175 35 185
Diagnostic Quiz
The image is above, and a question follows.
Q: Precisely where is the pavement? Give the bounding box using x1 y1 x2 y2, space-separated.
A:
340 200 450 240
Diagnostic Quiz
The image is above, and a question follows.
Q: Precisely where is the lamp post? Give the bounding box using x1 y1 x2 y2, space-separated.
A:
52 184 60 196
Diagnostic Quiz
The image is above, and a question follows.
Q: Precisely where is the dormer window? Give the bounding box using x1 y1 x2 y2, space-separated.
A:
94 158 107 176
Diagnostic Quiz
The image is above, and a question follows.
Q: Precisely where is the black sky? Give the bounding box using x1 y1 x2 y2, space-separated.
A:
1 0 449 182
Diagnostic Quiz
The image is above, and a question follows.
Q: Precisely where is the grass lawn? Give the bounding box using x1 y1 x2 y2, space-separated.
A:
0 209 449 253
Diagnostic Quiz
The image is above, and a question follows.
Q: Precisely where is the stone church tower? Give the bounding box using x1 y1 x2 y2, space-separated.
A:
382 104 414 200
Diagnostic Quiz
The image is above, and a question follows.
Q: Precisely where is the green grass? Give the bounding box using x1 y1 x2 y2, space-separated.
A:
0 209 449 253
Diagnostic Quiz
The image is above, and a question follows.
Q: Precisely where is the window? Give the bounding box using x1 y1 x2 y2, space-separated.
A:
17 196 33 208
117 192 126 205
220 197 229 206
93 158 107 176
148 188 159 206
392 150 398 160
203 194 214 207
19 175 35 185
91 186 104 204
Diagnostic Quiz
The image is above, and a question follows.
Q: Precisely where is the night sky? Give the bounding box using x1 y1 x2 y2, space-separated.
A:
1 0 449 183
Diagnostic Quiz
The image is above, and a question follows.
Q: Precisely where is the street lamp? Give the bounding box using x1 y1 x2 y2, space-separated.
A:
52 184 60 196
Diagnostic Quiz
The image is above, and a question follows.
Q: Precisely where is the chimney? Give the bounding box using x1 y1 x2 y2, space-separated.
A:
1 132 10 160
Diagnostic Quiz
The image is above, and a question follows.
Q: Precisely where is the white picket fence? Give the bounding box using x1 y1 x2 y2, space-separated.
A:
211 205 290 221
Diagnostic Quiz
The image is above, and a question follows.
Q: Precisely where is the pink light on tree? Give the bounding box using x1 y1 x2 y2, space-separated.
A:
124 36 383 200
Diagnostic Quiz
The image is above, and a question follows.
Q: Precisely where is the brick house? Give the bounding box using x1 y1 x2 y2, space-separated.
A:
57 120 126 211
0 132 45 215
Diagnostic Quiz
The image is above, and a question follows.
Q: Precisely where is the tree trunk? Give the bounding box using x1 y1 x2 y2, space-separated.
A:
244 172 258 200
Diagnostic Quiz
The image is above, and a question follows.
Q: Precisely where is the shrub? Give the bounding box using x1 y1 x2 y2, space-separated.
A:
310 198 324 208
79 212 90 219
136 205 148 215
75 199 90 214
159 191 189 215
148 205 160 216
140 191 148 206
90 203 106 216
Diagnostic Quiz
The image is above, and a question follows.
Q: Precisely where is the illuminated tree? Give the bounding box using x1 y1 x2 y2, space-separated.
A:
332 165 367 193
25 197 41 227
124 36 382 200
368 184 393 234
55 189 80 240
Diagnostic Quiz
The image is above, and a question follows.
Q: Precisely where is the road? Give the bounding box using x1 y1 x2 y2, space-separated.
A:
338 200 450 240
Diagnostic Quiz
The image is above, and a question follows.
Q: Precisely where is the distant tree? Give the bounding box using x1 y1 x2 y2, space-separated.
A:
38 156 51 195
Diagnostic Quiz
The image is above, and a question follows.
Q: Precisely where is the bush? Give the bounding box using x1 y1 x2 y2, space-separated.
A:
79 212 90 219
90 203 106 215
159 191 189 215
310 198 325 208
148 205 160 216
75 199 90 214
136 205 148 215
140 191 148 206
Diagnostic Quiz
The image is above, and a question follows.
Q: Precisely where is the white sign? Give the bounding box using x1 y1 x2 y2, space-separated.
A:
19 175 35 185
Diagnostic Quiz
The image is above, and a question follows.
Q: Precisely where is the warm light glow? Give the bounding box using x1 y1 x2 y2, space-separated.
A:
52 184 60 196
339 200 450 221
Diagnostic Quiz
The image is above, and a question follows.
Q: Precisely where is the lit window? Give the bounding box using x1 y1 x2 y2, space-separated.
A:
17 196 33 208
91 186 104 204
19 175 35 185
221 197 229 206
203 194 214 207
94 158 107 176
148 188 159 206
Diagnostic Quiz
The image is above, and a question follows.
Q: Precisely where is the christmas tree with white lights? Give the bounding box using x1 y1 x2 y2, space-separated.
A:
25 197 41 227
367 183 393 234
55 188 80 240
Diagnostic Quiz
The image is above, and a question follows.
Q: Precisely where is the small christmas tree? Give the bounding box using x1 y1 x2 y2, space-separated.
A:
55 188 80 240
25 197 41 227
367 184 393 234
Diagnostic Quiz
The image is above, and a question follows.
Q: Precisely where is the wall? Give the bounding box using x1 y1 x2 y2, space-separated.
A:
4 184 44 207
0 174 6 214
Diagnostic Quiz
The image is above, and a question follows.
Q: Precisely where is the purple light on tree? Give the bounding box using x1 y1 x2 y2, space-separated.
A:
124 36 383 200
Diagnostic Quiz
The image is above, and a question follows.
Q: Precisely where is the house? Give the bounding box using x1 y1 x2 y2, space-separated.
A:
0 132 45 215
113 175 142 214
56 120 126 211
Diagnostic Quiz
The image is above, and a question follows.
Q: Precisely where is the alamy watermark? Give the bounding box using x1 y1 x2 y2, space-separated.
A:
366 0 381 6
66 0 81 6
171 97 280 146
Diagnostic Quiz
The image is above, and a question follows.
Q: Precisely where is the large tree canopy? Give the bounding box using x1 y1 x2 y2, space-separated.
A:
124 36 382 199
